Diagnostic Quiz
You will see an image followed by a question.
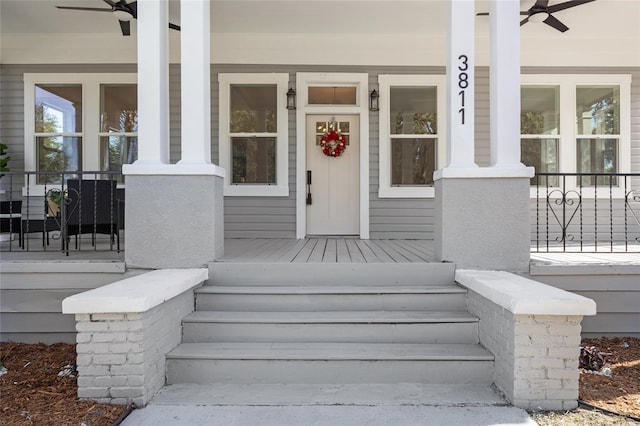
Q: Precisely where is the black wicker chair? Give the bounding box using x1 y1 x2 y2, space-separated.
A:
0 200 22 247
64 179 120 252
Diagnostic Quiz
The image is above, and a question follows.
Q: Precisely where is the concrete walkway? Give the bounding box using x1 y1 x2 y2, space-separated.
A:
120 384 538 426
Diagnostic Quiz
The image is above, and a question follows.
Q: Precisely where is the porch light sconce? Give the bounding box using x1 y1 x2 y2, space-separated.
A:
286 88 296 110
369 89 379 112
113 10 133 21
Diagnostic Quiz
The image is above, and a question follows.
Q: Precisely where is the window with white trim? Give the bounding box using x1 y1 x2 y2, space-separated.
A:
521 75 631 189
378 75 446 198
218 73 289 196
24 73 138 187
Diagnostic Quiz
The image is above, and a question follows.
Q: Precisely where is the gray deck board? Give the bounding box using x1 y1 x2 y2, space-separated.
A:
370 240 410 263
345 239 366 263
292 239 318 263
308 238 328 263
336 239 351 263
323 239 338 263
361 240 396 263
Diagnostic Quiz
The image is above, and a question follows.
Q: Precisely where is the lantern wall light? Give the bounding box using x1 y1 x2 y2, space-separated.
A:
369 89 379 112
286 88 296 110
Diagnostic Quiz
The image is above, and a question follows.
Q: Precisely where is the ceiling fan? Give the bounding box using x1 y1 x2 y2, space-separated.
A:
56 0 181 36
478 0 596 33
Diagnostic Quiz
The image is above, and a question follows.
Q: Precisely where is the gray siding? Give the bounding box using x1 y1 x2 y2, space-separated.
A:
529 267 640 338
1 64 638 239
0 266 131 343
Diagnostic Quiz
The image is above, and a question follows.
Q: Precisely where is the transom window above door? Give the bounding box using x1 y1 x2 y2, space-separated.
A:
308 86 358 105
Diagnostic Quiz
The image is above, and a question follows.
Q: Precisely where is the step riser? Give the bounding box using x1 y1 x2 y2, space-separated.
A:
182 322 480 344
209 263 456 286
196 293 467 312
166 359 494 385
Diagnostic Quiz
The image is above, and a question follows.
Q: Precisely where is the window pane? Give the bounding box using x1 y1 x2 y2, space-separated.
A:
577 138 618 186
101 136 138 174
390 87 437 135
576 86 620 135
521 86 559 135
100 84 138 132
391 138 435 186
35 85 82 133
315 120 349 146
521 138 559 186
231 137 276 184
230 85 277 133
37 136 82 183
308 87 357 105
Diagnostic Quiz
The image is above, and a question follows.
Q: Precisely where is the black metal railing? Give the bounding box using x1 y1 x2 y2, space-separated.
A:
1 171 124 255
533 173 640 253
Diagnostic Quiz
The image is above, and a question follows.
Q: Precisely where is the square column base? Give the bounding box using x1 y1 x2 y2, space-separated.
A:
125 174 223 268
435 176 531 272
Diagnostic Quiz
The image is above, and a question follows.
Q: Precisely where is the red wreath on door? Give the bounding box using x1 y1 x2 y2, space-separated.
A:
319 130 347 157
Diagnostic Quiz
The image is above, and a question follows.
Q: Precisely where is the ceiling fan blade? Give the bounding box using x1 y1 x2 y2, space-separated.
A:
102 0 117 6
169 23 181 31
477 11 530 16
547 0 596 14
543 14 569 32
533 0 550 8
520 17 530 26
119 20 131 36
56 6 113 12
128 1 138 19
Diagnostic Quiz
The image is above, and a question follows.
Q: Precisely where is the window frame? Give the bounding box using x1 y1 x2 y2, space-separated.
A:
378 74 446 198
218 73 289 197
23 73 137 194
521 74 631 197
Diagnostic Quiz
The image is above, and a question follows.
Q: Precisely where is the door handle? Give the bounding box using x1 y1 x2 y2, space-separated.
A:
306 170 312 205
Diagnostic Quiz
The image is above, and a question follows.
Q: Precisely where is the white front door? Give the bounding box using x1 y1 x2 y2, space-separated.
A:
306 114 360 235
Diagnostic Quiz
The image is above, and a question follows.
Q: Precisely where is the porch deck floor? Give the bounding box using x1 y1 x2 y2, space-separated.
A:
219 238 435 263
2 237 638 267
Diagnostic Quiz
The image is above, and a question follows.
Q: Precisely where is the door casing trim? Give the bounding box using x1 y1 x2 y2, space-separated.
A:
295 72 370 239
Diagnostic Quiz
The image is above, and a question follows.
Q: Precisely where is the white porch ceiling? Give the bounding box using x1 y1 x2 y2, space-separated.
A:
0 0 638 66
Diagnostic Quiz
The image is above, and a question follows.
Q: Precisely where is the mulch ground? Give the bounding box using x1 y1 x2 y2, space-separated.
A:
0 342 129 426
579 337 640 419
0 338 638 425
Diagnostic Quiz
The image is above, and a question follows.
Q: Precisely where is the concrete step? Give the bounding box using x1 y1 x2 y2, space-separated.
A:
150 383 507 406
195 285 467 311
182 310 480 344
166 342 494 385
208 262 456 286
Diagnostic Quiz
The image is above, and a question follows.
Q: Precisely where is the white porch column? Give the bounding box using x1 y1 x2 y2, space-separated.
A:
178 0 212 165
123 0 225 269
434 0 533 272
444 0 478 169
135 0 170 165
489 0 524 168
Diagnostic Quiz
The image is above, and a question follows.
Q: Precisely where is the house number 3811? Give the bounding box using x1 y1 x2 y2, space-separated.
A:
458 54 469 125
